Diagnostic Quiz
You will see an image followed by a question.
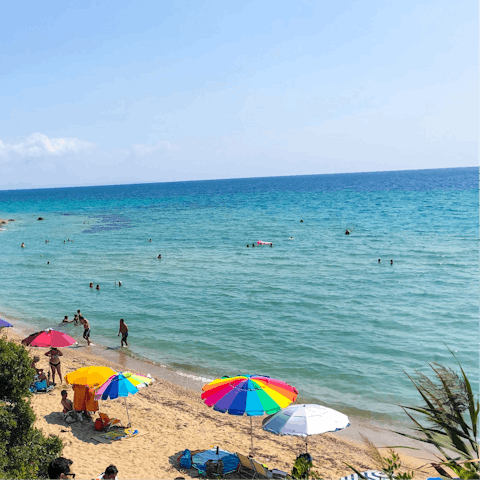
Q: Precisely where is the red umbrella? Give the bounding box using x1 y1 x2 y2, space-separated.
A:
22 329 77 348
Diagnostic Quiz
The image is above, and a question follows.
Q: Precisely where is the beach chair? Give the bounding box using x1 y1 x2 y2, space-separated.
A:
251 459 288 479
339 471 390 480
236 453 256 479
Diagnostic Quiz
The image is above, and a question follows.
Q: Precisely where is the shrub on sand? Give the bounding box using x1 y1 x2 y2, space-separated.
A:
0 334 63 479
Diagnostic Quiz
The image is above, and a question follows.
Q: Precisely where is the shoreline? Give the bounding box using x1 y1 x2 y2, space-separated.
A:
2 319 439 479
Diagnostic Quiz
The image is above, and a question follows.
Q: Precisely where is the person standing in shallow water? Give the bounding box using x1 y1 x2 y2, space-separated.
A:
118 319 128 347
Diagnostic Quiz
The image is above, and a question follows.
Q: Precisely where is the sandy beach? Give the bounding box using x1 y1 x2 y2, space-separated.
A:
1 327 437 480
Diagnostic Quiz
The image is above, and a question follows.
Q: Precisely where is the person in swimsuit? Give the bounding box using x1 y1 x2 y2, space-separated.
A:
61 390 73 414
45 347 63 384
61 315 73 323
118 319 129 347
80 316 92 346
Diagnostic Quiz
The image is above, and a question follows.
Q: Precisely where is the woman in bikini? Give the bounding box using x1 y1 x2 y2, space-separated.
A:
45 347 63 384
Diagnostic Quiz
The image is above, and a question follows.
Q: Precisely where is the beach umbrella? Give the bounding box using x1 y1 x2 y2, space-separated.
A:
0 318 13 328
262 403 350 452
201 374 298 454
94 372 154 426
22 328 77 348
65 366 118 387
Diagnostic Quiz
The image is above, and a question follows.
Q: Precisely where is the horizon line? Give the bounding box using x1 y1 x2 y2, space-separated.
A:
0 165 477 193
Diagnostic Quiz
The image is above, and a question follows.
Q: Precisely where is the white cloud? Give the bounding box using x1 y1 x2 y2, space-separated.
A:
0 133 95 158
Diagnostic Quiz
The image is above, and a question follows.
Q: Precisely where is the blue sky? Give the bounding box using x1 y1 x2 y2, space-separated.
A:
0 0 477 189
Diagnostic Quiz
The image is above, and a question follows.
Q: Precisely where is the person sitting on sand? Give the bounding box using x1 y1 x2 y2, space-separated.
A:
96 464 118 480
48 457 73 479
61 390 73 414
118 318 128 347
45 347 63 384
80 316 92 346
31 356 48 382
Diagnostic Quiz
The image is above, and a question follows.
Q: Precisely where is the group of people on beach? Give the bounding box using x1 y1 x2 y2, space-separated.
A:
48 457 118 479
61 312 129 347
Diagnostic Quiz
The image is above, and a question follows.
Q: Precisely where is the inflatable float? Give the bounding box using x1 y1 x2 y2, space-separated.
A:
257 241 273 245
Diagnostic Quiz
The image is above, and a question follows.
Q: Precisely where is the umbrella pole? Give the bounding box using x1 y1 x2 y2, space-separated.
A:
305 436 308 453
250 417 254 456
124 397 131 427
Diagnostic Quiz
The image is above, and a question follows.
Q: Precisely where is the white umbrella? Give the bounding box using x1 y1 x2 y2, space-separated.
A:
262 403 350 452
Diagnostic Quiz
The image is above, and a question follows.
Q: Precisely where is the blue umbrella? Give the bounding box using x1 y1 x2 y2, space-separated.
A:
94 372 146 426
0 319 13 328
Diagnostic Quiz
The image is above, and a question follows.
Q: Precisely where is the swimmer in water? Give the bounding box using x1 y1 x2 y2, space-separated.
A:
118 281 122 287
300 219 303 223
247 244 249 247
345 229 350 235
89 282 93 288
47 261 49 265
378 259 381 263
149 239 152 242
390 259 393 265
21 242 25 248
96 285 100 290
157 254 161 259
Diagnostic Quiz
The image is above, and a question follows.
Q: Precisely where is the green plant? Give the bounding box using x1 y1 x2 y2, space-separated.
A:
345 435 414 480
396 353 479 479
291 455 324 480
0 336 63 479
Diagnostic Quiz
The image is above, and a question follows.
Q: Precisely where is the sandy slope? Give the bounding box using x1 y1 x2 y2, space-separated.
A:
3 329 434 480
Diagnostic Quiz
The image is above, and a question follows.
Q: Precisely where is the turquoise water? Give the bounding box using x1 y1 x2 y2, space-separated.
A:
0 167 478 423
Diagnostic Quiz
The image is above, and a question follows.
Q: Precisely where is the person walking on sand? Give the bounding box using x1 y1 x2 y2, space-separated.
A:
80 316 92 346
45 347 63 384
118 318 128 347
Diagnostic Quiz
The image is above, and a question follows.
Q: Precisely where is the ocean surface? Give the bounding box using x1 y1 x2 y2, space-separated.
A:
0 167 478 424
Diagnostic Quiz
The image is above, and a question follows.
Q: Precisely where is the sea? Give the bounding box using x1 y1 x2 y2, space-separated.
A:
0 166 478 425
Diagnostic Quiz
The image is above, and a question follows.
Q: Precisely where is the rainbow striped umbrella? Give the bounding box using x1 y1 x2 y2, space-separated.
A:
94 372 154 426
202 374 298 453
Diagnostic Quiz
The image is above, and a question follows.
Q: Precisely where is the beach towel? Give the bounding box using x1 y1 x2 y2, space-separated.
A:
91 427 139 444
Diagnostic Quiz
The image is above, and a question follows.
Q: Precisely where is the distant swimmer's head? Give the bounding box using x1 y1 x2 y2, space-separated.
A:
149 239 152 242
96 285 100 290
345 230 350 235
390 259 393 264
47 261 49 265
247 244 249 247
120 318 124 324
300 219 303 223
63 240 66 243
378 259 381 263
21 243 25 247
158 254 161 258
270 243 273 246
89 282 93 288
118 281 122 286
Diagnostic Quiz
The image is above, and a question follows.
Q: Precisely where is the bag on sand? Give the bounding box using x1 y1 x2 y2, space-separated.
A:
179 449 192 469
205 460 217 478
64 411 79 424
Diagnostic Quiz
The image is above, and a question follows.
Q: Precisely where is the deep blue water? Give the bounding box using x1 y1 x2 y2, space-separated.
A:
0 166 478 422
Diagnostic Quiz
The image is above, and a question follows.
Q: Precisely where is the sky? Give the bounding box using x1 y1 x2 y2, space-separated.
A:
0 0 477 189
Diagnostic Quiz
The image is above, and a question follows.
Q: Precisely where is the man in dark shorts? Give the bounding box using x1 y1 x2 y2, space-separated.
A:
118 318 128 347
80 316 92 346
